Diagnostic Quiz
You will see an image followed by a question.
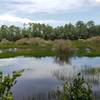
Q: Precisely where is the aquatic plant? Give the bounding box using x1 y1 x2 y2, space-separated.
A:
0 70 23 100
54 73 93 100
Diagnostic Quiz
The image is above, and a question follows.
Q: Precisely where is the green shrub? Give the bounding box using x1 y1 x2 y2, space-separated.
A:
55 73 93 100
0 70 23 100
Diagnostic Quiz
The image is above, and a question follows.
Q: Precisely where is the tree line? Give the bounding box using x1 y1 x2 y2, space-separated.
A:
0 20 100 41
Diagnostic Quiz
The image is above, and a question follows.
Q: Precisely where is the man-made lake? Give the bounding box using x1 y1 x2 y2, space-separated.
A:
0 56 100 100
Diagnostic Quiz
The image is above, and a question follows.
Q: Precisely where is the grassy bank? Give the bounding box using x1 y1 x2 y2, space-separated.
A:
0 50 56 58
73 37 100 57
0 37 99 58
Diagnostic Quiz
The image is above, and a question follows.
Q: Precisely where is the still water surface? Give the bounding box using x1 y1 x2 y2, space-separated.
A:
0 56 100 100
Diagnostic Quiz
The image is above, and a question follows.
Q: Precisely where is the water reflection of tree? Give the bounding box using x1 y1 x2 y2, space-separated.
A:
54 54 72 65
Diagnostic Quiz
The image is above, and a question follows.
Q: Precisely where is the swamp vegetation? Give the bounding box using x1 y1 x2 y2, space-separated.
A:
0 21 100 100
0 72 93 100
0 70 23 100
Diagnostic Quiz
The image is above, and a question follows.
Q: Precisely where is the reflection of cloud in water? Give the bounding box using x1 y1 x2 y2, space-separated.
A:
70 57 100 67
0 58 16 67
52 64 82 81
0 56 100 100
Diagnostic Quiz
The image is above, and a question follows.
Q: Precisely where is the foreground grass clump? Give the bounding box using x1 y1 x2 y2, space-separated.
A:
0 70 23 100
54 73 93 100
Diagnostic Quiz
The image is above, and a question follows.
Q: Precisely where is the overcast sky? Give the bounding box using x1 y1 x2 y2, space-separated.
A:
0 0 100 26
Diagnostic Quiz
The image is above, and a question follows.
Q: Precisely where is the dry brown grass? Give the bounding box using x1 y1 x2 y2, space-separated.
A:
15 38 29 45
15 37 45 45
27 37 45 45
84 36 100 50
0 39 13 44
53 39 76 54
86 36 100 43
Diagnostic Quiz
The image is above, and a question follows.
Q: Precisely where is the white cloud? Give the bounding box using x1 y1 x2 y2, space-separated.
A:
0 14 66 26
0 14 33 24
0 0 100 26
96 0 100 2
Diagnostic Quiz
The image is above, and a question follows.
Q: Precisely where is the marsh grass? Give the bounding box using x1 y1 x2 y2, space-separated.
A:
73 36 100 56
0 37 99 57
0 39 13 45
54 40 76 55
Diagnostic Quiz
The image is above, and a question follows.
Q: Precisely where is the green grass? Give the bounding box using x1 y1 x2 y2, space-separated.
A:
76 50 100 57
0 43 52 49
0 42 55 58
72 40 100 57
0 50 56 58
